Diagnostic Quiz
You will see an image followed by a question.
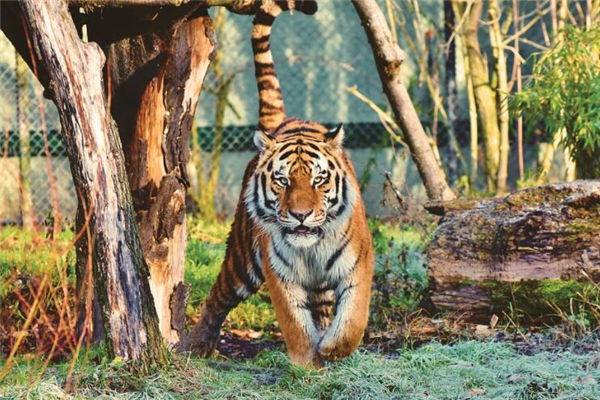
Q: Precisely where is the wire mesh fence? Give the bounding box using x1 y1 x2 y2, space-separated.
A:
0 32 74 226
0 2 423 224
189 2 420 217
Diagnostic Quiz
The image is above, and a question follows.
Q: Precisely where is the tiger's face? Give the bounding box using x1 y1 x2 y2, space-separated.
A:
246 123 355 248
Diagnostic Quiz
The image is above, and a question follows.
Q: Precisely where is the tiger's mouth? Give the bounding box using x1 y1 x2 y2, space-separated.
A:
283 225 322 236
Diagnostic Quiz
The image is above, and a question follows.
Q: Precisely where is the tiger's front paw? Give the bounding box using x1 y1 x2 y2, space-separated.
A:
185 324 221 357
318 335 352 361
188 338 219 357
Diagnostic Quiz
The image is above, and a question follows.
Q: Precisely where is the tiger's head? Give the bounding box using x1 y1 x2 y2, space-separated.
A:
245 120 356 248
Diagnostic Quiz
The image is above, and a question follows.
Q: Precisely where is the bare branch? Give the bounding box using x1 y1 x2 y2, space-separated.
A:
347 85 407 149
70 0 261 13
352 0 455 201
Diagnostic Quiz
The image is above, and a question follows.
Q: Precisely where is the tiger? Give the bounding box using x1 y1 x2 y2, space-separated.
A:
185 0 374 366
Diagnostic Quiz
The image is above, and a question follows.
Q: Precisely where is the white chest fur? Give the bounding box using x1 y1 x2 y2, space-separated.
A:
266 223 358 288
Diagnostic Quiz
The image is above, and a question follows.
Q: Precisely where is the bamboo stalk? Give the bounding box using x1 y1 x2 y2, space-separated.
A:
454 0 500 192
465 38 478 190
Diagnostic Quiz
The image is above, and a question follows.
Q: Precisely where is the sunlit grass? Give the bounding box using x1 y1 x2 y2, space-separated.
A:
0 227 74 297
2 341 600 399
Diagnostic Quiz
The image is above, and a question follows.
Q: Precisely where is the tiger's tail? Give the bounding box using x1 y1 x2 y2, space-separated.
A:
252 0 317 133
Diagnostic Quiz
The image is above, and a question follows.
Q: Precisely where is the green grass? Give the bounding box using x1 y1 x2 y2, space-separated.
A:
0 227 74 297
2 340 599 399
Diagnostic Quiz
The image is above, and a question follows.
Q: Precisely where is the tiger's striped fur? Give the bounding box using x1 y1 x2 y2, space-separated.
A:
187 0 374 367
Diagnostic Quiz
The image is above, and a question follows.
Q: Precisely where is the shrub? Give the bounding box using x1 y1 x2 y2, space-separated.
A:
513 25 600 178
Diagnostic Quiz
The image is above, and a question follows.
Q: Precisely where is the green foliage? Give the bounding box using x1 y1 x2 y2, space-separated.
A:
369 220 429 330
0 228 74 288
483 280 600 327
0 227 74 299
513 25 600 178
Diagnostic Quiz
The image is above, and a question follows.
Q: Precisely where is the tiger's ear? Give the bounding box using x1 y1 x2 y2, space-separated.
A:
254 130 274 152
325 123 344 148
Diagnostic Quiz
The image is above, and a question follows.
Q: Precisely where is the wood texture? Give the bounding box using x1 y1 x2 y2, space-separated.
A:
454 0 501 192
86 6 216 344
17 0 167 370
428 180 600 321
351 0 455 201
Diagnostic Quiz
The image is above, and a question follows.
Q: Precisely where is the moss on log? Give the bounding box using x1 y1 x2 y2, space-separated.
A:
427 180 600 322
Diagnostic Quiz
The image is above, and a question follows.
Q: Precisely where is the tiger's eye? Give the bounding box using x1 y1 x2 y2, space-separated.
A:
277 177 289 187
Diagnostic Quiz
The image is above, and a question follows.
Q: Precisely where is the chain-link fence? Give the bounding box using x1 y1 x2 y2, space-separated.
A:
0 2 427 223
189 2 425 217
0 32 74 225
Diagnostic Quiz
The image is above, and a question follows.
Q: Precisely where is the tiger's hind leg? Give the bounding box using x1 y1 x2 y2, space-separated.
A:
185 274 244 356
183 230 264 356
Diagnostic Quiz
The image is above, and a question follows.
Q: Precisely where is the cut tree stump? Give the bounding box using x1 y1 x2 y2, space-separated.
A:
86 5 216 345
427 180 600 322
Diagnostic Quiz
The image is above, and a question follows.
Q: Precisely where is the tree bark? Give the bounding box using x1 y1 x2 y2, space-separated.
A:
16 0 167 371
488 0 510 194
352 0 455 202
85 6 216 345
444 0 459 186
71 0 263 15
427 180 600 321
0 2 50 94
455 0 501 193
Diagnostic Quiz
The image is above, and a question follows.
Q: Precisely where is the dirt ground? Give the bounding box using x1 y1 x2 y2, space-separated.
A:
215 326 600 362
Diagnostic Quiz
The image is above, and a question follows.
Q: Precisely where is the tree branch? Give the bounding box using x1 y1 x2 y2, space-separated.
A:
351 0 455 201
71 0 261 14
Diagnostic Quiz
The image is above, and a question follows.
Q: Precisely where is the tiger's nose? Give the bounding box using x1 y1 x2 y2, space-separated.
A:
289 209 313 223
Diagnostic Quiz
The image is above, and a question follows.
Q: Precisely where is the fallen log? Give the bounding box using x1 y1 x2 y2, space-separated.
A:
427 180 600 322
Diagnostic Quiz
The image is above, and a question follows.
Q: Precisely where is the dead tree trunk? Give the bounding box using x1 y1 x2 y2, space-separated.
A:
427 180 600 322
85 5 216 345
454 0 501 193
16 0 167 371
444 0 459 186
352 0 456 202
